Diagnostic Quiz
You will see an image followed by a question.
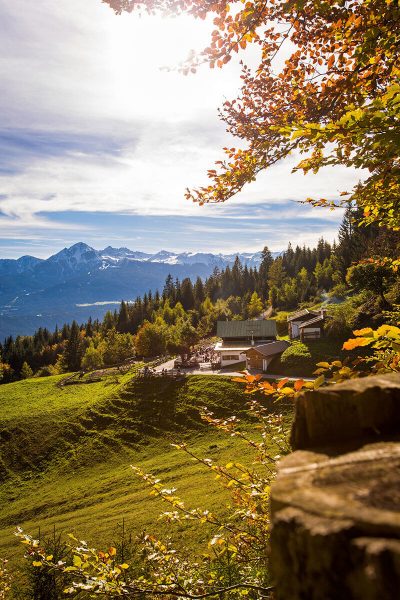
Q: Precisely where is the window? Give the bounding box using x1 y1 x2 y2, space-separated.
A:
222 354 240 361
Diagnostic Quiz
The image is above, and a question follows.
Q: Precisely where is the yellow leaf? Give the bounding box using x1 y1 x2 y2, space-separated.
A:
279 387 294 395
352 327 373 336
343 337 373 350
313 375 325 389
73 555 82 568
376 324 400 337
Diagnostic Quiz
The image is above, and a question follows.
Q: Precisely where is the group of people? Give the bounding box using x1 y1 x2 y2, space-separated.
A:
138 364 184 379
190 344 219 367
138 365 157 378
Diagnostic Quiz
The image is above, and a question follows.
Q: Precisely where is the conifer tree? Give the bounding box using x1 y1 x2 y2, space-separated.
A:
64 321 84 372
193 277 205 306
247 292 263 318
163 274 175 302
180 278 195 311
20 361 33 379
258 246 274 297
117 301 130 333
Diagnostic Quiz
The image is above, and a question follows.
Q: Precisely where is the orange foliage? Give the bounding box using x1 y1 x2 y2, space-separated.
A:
103 0 400 228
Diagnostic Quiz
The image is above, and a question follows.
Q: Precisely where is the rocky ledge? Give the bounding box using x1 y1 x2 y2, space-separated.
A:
270 373 400 600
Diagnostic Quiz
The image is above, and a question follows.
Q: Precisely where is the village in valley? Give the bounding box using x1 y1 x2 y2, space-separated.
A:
143 309 327 380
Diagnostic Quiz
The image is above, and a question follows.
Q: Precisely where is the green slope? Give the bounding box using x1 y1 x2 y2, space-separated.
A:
0 371 285 561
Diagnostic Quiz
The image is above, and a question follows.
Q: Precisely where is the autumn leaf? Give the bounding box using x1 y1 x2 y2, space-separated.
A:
276 378 289 389
294 379 305 391
343 337 374 350
352 328 373 336
313 375 325 389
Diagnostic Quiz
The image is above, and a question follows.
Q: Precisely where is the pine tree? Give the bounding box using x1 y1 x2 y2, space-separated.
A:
86 317 93 338
20 361 33 379
337 204 357 277
102 311 116 333
193 277 205 306
258 246 274 297
248 292 264 318
268 258 286 290
231 256 243 296
117 301 130 333
63 321 83 372
180 278 195 311
163 274 175 301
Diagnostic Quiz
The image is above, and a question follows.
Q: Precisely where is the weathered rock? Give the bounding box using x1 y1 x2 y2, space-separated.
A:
291 373 400 450
271 441 400 599
271 373 400 599
348 537 400 600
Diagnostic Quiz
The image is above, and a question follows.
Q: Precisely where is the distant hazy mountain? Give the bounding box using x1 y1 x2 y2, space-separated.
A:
0 243 279 339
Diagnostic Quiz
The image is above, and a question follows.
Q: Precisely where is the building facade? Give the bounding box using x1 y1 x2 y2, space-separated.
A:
215 320 289 371
287 309 326 340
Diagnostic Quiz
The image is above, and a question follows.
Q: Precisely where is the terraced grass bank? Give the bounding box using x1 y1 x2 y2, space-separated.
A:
0 372 285 560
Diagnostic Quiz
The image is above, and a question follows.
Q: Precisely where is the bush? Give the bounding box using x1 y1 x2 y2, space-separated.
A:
274 311 289 337
324 303 355 339
280 342 312 369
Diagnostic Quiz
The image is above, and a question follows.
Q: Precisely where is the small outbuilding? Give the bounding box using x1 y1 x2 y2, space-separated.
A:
246 340 290 372
287 309 326 340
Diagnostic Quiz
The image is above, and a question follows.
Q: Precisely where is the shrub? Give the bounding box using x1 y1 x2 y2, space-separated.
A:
280 342 312 369
324 304 355 339
274 311 289 337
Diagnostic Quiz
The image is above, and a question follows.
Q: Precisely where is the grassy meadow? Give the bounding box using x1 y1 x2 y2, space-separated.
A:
0 371 289 565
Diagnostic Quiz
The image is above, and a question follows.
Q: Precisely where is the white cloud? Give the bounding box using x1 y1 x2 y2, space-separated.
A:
0 0 363 252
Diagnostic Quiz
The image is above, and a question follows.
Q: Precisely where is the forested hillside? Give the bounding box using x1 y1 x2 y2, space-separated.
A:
1 206 398 382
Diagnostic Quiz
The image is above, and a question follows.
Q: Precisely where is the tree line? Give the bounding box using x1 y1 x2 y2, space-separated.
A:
1 207 398 382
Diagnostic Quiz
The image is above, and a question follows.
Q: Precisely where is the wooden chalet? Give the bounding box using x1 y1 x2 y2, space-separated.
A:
215 320 289 372
287 309 327 340
246 340 290 372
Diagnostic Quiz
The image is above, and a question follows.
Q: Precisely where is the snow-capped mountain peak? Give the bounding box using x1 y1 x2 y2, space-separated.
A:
2 243 280 275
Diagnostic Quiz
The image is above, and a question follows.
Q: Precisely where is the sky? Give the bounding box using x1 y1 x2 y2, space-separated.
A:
0 0 363 259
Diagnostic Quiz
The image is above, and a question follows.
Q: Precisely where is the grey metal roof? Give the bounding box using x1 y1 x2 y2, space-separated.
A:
217 320 277 338
287 309 318 322
247 340 290 357
298 314 325 328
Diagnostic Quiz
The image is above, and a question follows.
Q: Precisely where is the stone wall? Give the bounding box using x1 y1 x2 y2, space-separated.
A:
270 373 400 600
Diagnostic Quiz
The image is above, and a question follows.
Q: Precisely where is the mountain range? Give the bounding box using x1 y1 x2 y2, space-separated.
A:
0 243 277 339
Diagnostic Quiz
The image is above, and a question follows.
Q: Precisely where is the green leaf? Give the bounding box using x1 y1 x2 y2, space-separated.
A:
73 555 82 568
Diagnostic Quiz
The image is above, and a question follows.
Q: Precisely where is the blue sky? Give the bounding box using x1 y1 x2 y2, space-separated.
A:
0 0 363 259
